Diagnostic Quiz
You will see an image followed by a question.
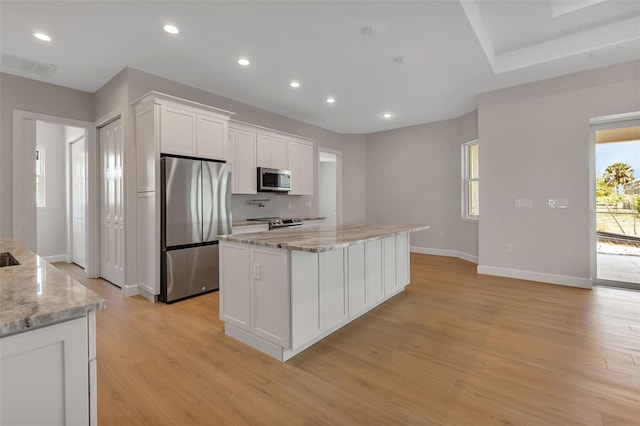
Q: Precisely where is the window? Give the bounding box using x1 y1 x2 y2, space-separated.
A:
35 146 45 208
462 140 479 219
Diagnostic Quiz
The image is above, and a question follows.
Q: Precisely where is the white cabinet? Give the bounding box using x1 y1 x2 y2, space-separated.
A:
365 239 384 306
319 248 348 330
383 236 397 296
348 243 367 317
291 250 321 348
160 104 196 157
219 242 290 348
137 192 157 295
220 242 251 330
251 247 291 348
1 314 97 426
257 134 288 169
196 113 227 160
227 125 258 194
288 140 314 195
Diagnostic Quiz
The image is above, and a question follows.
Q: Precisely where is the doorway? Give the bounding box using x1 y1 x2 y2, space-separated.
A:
318 149 342 225
591 115 640 290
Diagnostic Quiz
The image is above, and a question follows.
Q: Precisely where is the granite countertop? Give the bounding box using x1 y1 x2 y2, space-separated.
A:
219 224 429 253
0 239 106 337
232 217 327 227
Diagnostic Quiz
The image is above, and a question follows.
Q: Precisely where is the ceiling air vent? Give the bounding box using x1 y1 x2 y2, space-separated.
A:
1 53 57 78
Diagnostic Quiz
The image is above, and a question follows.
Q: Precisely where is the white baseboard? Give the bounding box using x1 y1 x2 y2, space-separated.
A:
477 265 592 289
136 285 157 302
122 283 140 297
411 246 478 264
41 254 68 263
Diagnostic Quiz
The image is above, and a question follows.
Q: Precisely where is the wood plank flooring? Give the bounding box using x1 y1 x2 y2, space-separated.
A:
54 254 640 425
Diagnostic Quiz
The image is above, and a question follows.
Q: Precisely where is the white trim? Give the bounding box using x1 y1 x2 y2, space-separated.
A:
461 139 479 220
410 246 478 264
590 111 640 126
477 265 592 289
40 254 68 263
123 283 142 298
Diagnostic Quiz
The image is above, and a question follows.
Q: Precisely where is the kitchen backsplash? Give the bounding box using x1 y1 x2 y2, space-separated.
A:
231 193 315 221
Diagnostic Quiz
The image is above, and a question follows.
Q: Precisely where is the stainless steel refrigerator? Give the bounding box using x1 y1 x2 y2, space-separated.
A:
160 155 231 303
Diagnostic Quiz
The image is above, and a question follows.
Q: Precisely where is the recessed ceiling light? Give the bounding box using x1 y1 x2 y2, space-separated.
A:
383 113 392 119
238 58 250 66
163 25 179 35
326 97 336 104
290 81 300 88
33 33 51 42
392 56 405 64
360 26 375 36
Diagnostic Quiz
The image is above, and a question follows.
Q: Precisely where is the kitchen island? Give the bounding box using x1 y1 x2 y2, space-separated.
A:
218 224 428 361
0 239 105 425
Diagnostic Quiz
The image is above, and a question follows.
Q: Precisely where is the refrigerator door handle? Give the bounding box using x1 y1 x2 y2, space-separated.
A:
196 163 203 240
202 161 215 242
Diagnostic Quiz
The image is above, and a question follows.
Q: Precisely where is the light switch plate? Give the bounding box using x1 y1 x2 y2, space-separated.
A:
253 263 261 280
548 198 569 208
515 199 533 208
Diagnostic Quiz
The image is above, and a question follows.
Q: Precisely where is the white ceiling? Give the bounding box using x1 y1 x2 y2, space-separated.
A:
1 1 639 134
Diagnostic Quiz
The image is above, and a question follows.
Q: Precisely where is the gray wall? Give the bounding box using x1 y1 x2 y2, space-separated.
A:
0 73 94 238
366 110 479 259
478 59 640 284
35 122 67 259
341 134 367 224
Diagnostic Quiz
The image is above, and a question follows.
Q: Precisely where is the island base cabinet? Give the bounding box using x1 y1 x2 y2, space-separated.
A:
0 314 96 426
220 233 412 362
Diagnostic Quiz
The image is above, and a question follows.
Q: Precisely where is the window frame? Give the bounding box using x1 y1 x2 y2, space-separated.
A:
461 139 479 221
35 145 46 209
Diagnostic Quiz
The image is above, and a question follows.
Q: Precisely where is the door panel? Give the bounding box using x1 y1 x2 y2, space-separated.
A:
164 244 219 302
71 137 86 268
202 161 232 242
99 119 124 287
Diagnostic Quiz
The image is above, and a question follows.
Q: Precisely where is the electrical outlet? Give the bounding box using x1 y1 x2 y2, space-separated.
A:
505 243 513 253
288 202 292 209
253 263 261 280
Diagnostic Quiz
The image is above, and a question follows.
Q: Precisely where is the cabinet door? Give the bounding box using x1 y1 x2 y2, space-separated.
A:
347 244 367 317
137 192 158 295
1 317 89 426
396 233 410 287
256 134 271 167
135 105 157 192
383 236 397 296
270 136 288 169
319 248 347 330
236 130 257 194
196 113 226 160
251 247 291 348
288 140 314 195
219 242 251 330
291 251 321 348
160 105 196 156
226 128 239 193
366 240 384 306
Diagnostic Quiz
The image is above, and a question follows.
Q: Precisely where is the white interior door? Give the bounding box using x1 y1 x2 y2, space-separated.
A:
99 118 124 287
318 150 340 226
70 136 87 268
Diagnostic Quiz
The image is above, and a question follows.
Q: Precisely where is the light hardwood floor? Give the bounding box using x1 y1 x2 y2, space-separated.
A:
55 254 640 425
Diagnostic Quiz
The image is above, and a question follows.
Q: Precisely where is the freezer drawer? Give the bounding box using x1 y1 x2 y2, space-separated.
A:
162 244 219 303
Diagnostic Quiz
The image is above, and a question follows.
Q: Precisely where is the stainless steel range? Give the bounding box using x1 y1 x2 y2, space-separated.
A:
247 217 303 230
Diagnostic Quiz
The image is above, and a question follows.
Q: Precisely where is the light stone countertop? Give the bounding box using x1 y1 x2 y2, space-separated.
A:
0 239 106 337
219 224 430 252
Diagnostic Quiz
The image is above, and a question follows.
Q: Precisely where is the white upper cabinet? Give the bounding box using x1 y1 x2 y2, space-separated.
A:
288 140 314 195
257 134 288 169
160 104 196 157
196 113 227 160
228 124 258 194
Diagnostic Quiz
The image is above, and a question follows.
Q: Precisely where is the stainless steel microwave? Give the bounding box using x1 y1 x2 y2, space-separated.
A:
257 167 292 192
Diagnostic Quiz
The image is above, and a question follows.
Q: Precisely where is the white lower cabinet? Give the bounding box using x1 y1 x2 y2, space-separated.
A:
0 313 97 425
347 244 367 317
250 247 290 348
220 232 411 361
